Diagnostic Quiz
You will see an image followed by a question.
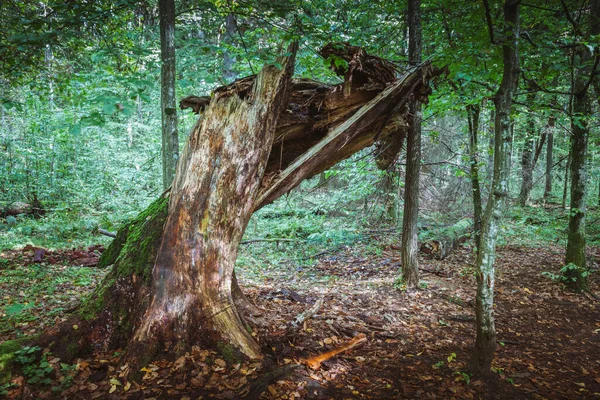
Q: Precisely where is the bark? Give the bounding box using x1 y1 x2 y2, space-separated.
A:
159 0 178 190
25 44 437 368
222 13 237 83
467 103 482 251
518 96 535 206
128 43 299 363
401 0 422 289
562 149 571 208
564 1 598 290
470 0 520 376
543 118 555 200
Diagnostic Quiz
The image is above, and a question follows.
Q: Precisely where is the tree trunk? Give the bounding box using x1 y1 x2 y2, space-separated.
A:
518 97 535 206
470 0 520 376
467 103 482 251
564 0 598 290
159 0 179 190
222 13 237 84
401 0 422 288
562 148 571 208
420 219 472 260
126 44 299 363
544 118 554 200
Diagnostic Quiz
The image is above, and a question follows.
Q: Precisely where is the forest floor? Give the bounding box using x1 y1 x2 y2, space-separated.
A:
1 238 599 399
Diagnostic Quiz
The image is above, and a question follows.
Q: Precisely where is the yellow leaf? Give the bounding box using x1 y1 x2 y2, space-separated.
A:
523 288 533 294
110 378 121 386
123 381 131 392
575 382 585 387
109 385 117 394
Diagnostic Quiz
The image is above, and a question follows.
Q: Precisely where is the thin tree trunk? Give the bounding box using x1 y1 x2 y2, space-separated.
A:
222 13 237 84
518 94 535 206
544 118 554 200
159 0 179 190
471 0 520 376
487 108 495 180
562 148 571 208
401 0 422 288
467 104 482 251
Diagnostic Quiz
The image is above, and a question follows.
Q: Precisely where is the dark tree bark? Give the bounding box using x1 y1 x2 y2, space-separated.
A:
401 0 422 288
518 94 535 206
222 13 237 83
562 148 571 209
470 0 520 376
543 118 555 200
159 0 179 190
467 104 482 251
564 0 599 291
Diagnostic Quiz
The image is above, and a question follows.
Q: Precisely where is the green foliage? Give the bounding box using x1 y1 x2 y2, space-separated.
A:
542 263 590 284
14 346 53 385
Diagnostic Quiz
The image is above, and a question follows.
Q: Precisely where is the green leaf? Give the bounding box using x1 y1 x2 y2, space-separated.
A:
69 124 81 136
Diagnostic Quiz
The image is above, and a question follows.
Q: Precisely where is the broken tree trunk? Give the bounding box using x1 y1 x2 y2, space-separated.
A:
420 219 472 260
19 43 436 370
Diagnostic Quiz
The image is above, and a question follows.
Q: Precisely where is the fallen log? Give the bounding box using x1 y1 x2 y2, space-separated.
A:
1 201 45 218
420 218 472 260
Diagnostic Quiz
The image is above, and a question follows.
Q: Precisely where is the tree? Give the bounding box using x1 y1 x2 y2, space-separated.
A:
159 0 179 190
544 117 555 200
467 103 483 250
470 0 520 375
563 0 599 291
401 0 422 288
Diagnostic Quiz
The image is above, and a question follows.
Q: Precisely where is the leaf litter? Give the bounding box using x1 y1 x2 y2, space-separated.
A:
1 241 599 399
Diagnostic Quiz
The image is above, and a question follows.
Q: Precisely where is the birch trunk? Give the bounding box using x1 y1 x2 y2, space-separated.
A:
471 0 520 376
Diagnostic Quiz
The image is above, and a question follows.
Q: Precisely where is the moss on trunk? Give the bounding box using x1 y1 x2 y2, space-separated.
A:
32 196 169 362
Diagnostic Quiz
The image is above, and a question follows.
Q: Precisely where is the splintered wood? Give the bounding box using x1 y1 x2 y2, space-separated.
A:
302 333 367 370
181 43 440 210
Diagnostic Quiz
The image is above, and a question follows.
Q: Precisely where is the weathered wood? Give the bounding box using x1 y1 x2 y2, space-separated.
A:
420 219 472 260
128 43 299 362
255 64 432 210
181 44 437 203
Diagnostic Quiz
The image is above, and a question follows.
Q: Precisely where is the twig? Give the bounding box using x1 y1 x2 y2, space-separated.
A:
241 238 297 244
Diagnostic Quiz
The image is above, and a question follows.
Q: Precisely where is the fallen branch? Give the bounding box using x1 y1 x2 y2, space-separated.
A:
302 333 367 369
241 238 297 245
98 228 117 238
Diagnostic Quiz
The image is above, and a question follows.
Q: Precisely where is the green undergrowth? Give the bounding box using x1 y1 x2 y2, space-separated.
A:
501 204 600 248
0 207 143 252
0 260 106 341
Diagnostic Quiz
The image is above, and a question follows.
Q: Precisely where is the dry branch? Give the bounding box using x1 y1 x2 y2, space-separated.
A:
302 333 367 370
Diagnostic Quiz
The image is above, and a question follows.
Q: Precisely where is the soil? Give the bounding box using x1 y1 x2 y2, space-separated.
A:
2 242 599 399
